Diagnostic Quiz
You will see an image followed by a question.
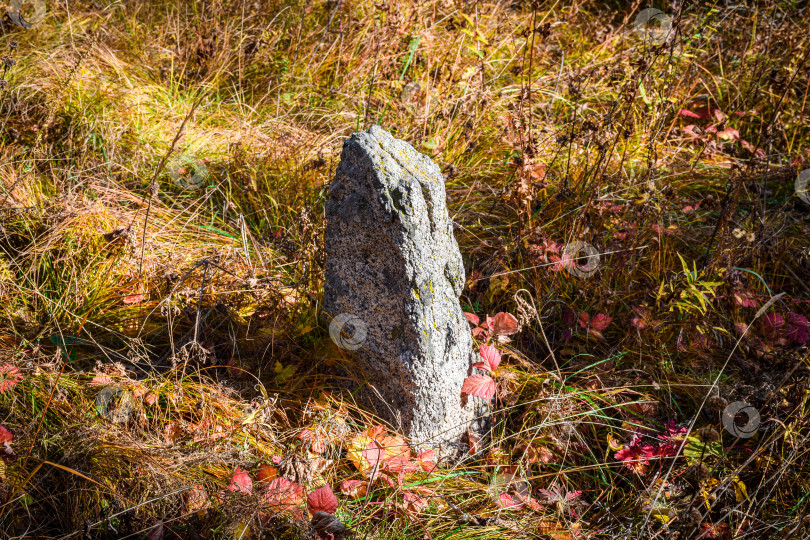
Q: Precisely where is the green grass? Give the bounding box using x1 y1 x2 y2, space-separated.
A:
0 0 808 538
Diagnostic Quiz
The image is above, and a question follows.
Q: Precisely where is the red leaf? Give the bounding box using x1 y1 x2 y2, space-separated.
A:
678 109 702 119
402 492 429 515
786 312 809 345
497 492 524 509
476 344 501 372
416 449 436 471
740 139 766 158
562 308 577 326
299 428 326 454
514 491 544 511
762 313 785 339
464 312 480 326
490 312 519 336
462 374 496 400
717 127 740 141
362 440 385 468
0 426 12 444
471 327 488 339
577 312 590 329
683 124 705 140
590 313 612 332
339 479 368 499
265 477 304 508
383 453 417 474
307 485 338 515
90 375 113 386
733 292 758 308
228 466 253 494
630 305 650 330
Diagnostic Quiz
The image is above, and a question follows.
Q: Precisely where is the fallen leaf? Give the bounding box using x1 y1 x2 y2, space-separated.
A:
590 313 612 332
228 466 253 494
339 479 368 499
265 477 305 510
123 293 145 305
786 312 809 345
311 511 348 540
307 484 338 515
299 428 327 454
717 127 740 141
362 440 385 469
678 108 703 119
762 313 785 339
402 492 429 515
497 492 524 509
256 464 277 483
416 449 436 471
183 484 209 513
145 521 165 540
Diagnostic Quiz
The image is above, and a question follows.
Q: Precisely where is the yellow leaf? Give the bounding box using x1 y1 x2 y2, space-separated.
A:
732 475 748 503
236 304 257 318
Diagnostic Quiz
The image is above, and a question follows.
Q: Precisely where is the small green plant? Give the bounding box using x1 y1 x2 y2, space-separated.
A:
657 255 724 316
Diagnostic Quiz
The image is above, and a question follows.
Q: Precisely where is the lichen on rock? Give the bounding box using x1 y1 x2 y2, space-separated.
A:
324 125 483 452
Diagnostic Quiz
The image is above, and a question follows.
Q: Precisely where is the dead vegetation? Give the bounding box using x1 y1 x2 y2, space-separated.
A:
0 0 808 538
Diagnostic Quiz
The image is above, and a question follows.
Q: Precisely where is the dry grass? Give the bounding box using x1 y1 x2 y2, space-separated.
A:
0 0 808 538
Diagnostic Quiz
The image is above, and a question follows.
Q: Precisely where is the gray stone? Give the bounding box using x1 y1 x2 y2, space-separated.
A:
324 125 479 451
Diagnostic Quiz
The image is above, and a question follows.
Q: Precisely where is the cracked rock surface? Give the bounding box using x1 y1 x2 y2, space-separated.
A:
324 125 480 451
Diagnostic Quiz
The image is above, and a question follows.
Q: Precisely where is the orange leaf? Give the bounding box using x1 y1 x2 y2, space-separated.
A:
123 293 145 305
256 464 277 483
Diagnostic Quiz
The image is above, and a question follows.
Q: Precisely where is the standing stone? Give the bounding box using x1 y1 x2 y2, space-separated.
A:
324 125 479 451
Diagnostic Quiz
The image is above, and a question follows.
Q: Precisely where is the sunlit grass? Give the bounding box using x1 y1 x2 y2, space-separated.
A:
0 0 807 537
